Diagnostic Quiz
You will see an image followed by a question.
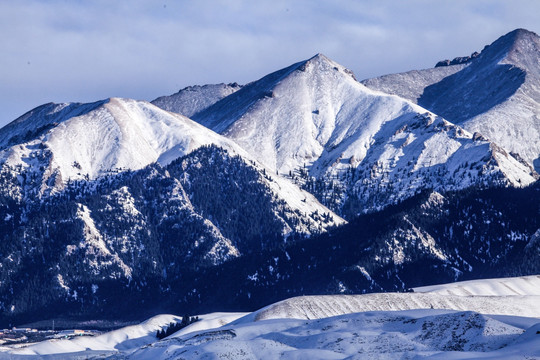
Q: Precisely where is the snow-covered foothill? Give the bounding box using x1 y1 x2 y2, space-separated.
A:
245 292 540 323
414 274 540 296
124 310 540 359
5 314 180 357
3 276 540 359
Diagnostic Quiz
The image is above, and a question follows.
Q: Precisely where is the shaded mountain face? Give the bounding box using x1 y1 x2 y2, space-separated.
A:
155 185 540 316
363 29 540 171
151 83 242 118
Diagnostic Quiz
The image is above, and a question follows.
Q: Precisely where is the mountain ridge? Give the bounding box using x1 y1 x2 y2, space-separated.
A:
181 51 537 214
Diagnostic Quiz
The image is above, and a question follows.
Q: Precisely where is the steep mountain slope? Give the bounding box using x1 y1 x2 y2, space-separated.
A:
192 53 536 214
363 29 540 171
0 145 342 324
0 97 343 324
151 83 242 118
361 63 468 104
141 184 540 316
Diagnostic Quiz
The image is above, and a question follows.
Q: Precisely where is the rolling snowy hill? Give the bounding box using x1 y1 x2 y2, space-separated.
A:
3 276 540 359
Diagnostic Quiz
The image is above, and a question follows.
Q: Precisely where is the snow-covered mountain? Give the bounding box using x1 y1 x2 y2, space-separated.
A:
151 82 242 118
0 97 341 226
0 97 344 322
185 53 536 213
363 28 540 171
0 98 237 188
0 28 539 329
0 144 343 322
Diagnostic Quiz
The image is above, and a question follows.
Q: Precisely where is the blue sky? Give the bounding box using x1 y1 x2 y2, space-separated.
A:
1 0 539 127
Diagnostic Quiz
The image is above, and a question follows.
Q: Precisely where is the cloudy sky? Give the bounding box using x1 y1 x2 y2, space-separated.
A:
1 0 539 127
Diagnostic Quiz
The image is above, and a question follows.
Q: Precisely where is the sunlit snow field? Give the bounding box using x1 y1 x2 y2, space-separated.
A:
1 275 539 359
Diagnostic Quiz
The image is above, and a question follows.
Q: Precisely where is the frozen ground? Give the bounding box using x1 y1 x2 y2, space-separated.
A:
1 275 538 359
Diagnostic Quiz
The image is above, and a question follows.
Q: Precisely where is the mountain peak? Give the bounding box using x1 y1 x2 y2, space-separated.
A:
306 53 331 62
293 53 358 83
478 28 540 66
301 53 350 71
506 28 539 41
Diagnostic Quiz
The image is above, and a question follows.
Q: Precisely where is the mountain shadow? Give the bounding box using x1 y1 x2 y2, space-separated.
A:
419 63 525 124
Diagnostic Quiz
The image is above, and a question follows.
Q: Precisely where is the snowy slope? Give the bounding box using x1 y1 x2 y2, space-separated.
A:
361 63 468 103
6 295 539 359
151 83 242 118
0 100 108 151
363 28 540 171
414 275 540 296
193 53 536 213
247 293 540 322
0 98 237 184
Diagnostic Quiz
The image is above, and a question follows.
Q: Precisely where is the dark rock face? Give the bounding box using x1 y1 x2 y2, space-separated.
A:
435 52 480 67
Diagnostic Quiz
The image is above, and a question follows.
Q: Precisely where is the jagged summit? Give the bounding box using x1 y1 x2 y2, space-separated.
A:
192 53 398 174
191 53 358 134
300 53 357 80
433 29 538 69
470 28 540 68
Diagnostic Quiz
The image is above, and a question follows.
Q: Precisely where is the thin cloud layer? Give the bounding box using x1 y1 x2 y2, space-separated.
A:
1 0 539 126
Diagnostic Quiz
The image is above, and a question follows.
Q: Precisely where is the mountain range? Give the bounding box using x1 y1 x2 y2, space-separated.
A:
0 28 539 325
